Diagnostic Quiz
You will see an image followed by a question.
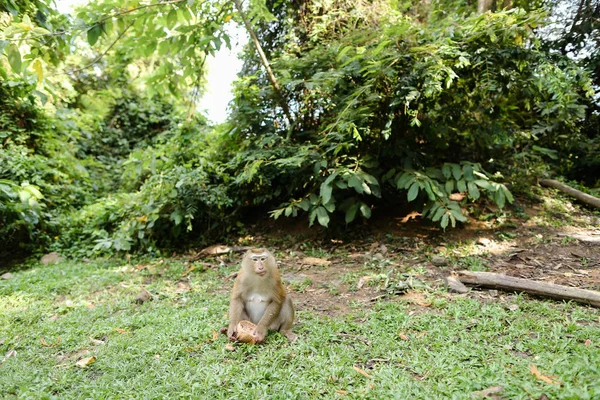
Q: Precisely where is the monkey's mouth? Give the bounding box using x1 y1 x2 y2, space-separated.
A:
256 270 267 276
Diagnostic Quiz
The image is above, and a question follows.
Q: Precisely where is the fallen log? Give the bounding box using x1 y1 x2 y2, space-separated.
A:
456 271 600 308
539 179 600 209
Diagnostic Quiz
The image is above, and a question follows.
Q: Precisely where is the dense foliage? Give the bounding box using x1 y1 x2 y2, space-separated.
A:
0 0 597 257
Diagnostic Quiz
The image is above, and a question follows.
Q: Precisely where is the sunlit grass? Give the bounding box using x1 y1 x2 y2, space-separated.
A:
1 258 599 398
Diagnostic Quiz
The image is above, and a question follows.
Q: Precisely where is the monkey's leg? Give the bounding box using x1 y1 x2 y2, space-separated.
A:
274 297 297 342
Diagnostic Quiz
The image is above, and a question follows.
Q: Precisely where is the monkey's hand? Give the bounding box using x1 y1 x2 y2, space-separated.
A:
227 325 237 341
253 326 267 344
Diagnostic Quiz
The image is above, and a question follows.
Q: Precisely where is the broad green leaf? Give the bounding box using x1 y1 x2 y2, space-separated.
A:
441 213 449 229
298 199 310 211
7 44 21 73
457 179 467 193
407 181 420 202
170 211 183 225
451 164 462 180
501 185 514 203
432 206 445 222
445 180 454 194
474 179 493 190
494 189 506 208
87 24 103 46
32 59 43 82
441 164 451 179
320 172 338 204
462 165 474 181
467 181 480 200
315 206 329 227
348 175 364 194
359 203 371 219
423 181 436 201
345 203 359 223
396 173 413 189
167 9 178 26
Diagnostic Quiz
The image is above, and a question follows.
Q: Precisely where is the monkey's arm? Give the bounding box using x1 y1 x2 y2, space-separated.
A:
254 300 283 343
227 295 245 340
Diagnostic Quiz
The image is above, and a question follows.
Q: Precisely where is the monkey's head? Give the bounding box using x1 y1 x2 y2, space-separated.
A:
243 248 273 277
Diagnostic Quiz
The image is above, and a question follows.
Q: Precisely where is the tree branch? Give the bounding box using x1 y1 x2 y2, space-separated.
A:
232 0 293 127
48 19 135 77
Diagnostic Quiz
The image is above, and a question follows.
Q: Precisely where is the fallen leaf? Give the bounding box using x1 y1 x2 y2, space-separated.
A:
302 257 331 266
1 273 13 280
584 339 591 346
40 337 61 347
471 385 504 398
507 304 519 311
530 364 560 385
352 366 372 379
212 331 219 341
49 314 59 322
86 303 95 309
335 390 348 395
398 332 410 341
76 356 97 368
225 343 235 351
113 328 128 334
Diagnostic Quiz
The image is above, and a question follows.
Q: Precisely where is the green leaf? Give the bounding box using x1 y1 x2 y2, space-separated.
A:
170 211 183 225
441 164 451 179
407 181 420 202
445 180 454 194
440 213 449 229
494 189 506 208
432 206 446 222
462 165 474 181
167 9 178 26
316 206 330 227
32 59 43 82
7 44 21 73
396 172 414 189
298 199 310 211
423 181 436 201
345 203 359 223
474 179 493 190
348 175 364 194
0 40 8 54
451 164 462 180
321 172 337 204
87 24 103 46
359 203 371 219
501 185 514 203
457 179 467 193
467 181 480 200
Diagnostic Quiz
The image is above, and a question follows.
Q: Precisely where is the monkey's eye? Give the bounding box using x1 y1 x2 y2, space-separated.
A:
259 257 267 262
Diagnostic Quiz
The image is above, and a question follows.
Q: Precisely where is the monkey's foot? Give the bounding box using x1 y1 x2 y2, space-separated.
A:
283 331 298 342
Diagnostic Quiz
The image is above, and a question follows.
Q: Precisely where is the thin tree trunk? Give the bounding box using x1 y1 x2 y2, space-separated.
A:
456 271 600 308
232 0 293 125
539 179 600 209
477 0 494 13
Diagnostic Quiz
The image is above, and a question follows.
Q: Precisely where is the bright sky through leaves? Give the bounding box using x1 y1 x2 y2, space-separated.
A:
54 0 245 123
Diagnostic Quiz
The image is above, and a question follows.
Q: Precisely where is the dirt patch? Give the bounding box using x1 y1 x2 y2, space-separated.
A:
199 201 600 315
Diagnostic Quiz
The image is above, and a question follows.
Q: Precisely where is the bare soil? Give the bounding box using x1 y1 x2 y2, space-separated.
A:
199 200 600 317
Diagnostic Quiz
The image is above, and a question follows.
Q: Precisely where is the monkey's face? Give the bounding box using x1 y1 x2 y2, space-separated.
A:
249 253 268 276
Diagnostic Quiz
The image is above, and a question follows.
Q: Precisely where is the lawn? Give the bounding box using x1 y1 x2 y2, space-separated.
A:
1 248 599 399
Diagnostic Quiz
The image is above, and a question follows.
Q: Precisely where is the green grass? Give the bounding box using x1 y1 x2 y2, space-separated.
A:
1 258 599 399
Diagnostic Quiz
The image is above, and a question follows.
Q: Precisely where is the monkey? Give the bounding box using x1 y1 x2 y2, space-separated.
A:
226 248 296 343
